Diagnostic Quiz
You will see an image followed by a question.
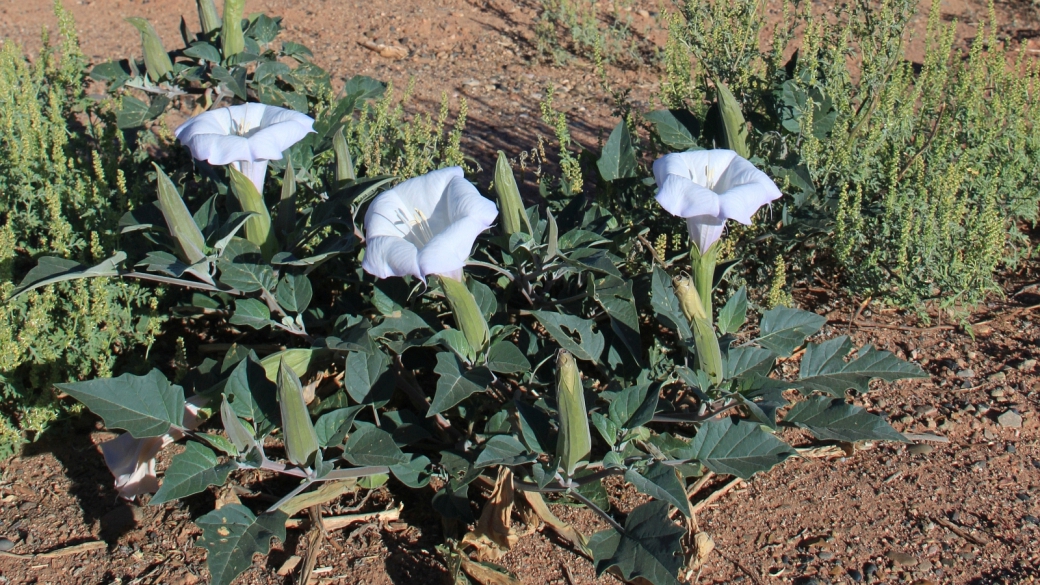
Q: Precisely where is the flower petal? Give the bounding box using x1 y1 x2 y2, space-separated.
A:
175 104 314 165
715 157 782 225
362 236 422 280
652 149 740 190
416 217 489 279
248 111 316 160
445 175 498 229
686 215 726 255
385 167 463 229
364 189 415 239
99 433 166 500
654 174 721 219
181 134 253 166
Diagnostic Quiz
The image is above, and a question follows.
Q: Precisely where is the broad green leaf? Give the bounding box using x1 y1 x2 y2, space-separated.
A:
650 266 692 340
754 307 827 357
644 109 701 150
717 286 748 335
592 274 642 362
224 351 278 435
221 0 246 57
344 350 394 406
221 395 258 455
432 484 474 523
607 382 658 430
218 261 276 293
390 454 432 488
486 341 530 374
427 328 474 363
494 151 531 235
277 358 318 467
343 426 409 467
797 336 928 396
116 95 150 129
55 370 184 438
428 353 493 417
275 274 312 314
530 310 604 363
196 505 286 585
715 80 749 158
125 17 173 81
591 501 685 585
228 166 277 260
590 412 618 446
154 164 207 264
314 405 363 447
597 120 637 181
475 435 535 467
260 348 329 384
184 41 221 62
228 298 272 330
8 252 126 300
783 396 907 442
624 462 690 518
151 442 234 505
555 351 591 477
685 417 795 478
724 346 776 380
515 401 552 453
468 278 497 322
246 14 281 45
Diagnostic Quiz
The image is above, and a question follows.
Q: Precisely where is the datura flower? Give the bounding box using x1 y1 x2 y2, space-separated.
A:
175 103 315 192
362 167 498 282
653 149 782 253
99 398 204 500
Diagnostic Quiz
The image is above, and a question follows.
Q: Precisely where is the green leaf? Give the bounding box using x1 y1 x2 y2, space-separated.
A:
428 353 493 417
218 260 276 293
590 412 618 447
797 336 929 396
224 351 278 436
685 417 795 479
116 95 150 129
717 286 748 335
228 166 277 260
221 0 246 57
650 266 692 340
246 13 281 44
343 350 394 406
724 346 776 380
260 348 329 384
591 501 685 585
432 484 474 523
625 462 690 518
754 307 827 357
343 426 409 467
211 65 247 100
486 341 531 374
715 80 749 158
55 370 184 438
468 278 497 322
516 401 553 453
390 454 432 488
220 395 258 455
8 252 125 300
607 382 658 430
196 505 286 585
125 17 173 81
314 405 363 447
597 120 637 181
228 298 273 330
275 274 312 314
277 358 319 467
154 164 208 264
592 274 642 362
783 396 907 442
644 109 701 151
151 442 234 505
183 41 221 63
474 435 535 467
530 310 604 363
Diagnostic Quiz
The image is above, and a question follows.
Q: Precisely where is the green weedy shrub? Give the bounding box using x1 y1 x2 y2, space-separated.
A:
535 0 657 68
0 3 162 456
654 0 1040 305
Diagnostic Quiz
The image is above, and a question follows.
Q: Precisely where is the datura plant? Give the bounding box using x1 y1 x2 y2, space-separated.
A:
8 4 932 585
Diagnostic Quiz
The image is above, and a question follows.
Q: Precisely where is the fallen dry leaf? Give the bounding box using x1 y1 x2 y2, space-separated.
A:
690 532 714 570
519 490 589 558
460 557 522 585
358 39 409 60
463 467 518 560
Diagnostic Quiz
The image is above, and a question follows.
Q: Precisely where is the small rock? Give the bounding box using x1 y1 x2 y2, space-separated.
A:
829 565 845 577
819 551 835 561
912 580 936 585
636 9 650 18
940 557 955 567
1023 515 1039 526
848 569 863 582
956 369 975 379
1007 443 1017 454
918 559 934 571
989 388 1005 399
0 539 13 552
909 444 933 455
914 405 939 418
887 551 918 567
997 410 1023 429
864 562 878 577
1019 359 1037 372
987 371 1006 383
971 460 987 472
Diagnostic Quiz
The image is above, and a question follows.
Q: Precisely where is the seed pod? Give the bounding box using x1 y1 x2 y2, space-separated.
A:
277 357 319 467
228 166 278 260
555 351 591 478
494 151 530 236
125 17 173 82
154 164 207 264
440 275 490 358
675 276 723 385
221 0 246 57
197 0 221 35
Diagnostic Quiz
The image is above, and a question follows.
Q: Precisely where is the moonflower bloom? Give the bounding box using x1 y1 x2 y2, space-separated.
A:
362 167 498 282
175 103 315 192
653 149 782 253
99 398 203 500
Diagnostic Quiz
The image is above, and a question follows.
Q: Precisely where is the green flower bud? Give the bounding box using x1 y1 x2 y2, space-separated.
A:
556 351 591 478
221 0 246 58
493 151 530 236
125 17 173 82
277 357 319 468
439 274 490 359
197 0 221 35
228 166 278 261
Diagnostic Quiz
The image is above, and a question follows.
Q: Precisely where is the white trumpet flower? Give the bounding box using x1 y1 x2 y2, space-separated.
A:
362 167 498 282
653 149 782 253
175 103 314 192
